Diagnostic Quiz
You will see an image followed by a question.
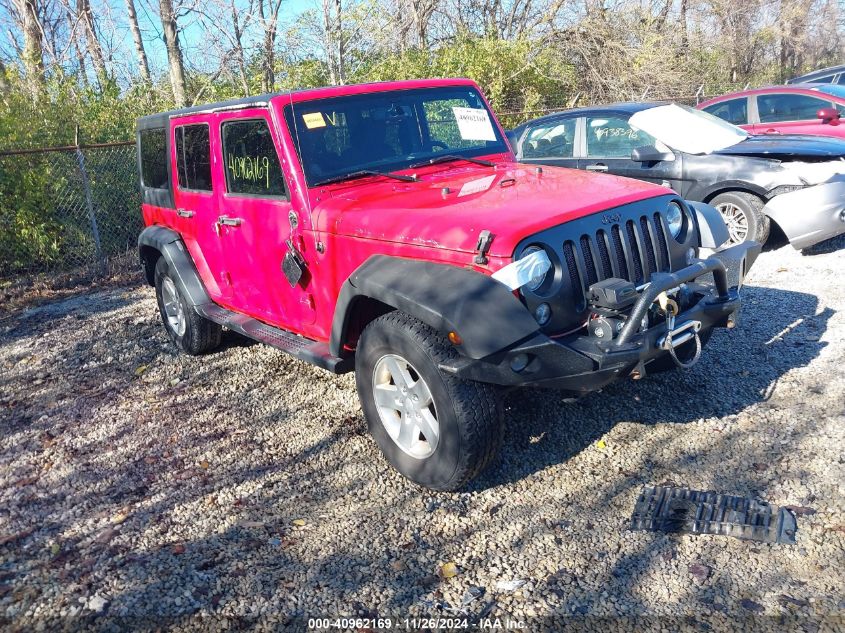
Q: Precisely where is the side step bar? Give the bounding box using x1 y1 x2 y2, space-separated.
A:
195 304 353 374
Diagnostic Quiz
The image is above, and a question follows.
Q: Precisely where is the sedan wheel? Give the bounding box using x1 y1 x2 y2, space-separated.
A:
716 202 749 245
710 191 770 246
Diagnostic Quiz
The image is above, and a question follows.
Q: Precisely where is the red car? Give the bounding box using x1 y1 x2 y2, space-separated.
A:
136 78 757 490
698 85 845 138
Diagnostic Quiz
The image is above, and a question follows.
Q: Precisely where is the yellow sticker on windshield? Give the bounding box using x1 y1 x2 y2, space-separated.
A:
303 112 326 129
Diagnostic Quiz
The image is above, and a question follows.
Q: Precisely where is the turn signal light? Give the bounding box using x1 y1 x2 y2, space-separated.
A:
448 331 462 345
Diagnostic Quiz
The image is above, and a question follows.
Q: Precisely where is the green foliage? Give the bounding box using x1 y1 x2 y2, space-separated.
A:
357 36 577 127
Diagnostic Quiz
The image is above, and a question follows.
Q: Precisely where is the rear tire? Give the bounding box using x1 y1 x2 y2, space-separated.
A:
154 257 221 355
710 191 770 246
356 312 503 491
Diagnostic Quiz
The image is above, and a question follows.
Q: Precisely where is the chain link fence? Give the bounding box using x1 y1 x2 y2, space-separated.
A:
0 142 141 286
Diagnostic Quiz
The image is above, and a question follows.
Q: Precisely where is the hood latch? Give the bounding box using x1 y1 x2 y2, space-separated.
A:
474 230 494 265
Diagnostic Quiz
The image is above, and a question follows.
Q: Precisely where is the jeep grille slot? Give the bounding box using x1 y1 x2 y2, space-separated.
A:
652 212 669 272
579 235 599 287
561 214 672 309
625 220 645 283
596 230 613 279
640 216 658 277
562 240 583 309
611 225 629 280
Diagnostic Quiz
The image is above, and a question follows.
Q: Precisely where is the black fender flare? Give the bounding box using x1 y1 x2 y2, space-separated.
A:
137 225 211 307
330 255 540 360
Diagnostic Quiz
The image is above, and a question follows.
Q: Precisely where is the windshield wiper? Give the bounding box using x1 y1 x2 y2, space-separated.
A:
313 169 418 187
409 155 495 169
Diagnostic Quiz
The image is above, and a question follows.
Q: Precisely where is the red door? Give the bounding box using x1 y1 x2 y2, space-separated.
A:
752 92 845 138
170 118 231 300
212 109 316 329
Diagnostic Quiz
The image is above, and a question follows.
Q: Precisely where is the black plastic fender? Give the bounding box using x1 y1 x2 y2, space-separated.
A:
137 225 211 307
687 201 730 249
330 255 540 360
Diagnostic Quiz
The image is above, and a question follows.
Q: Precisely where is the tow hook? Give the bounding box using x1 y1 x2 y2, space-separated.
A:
656 292 702 369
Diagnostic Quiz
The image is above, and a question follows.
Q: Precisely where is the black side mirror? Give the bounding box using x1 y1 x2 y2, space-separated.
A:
631 145 675 162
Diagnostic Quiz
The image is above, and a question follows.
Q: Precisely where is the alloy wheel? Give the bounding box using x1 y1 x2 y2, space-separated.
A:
716 202 749 245
161 276 187 337
372 354 440 459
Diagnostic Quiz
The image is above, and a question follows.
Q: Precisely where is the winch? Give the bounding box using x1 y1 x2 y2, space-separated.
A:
586 278 702 369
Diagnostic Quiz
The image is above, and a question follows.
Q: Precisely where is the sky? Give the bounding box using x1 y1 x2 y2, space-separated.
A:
0 0 317 79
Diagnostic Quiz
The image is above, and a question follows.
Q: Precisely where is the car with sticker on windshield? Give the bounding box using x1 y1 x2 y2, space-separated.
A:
508 102 845 249
136 79 758 491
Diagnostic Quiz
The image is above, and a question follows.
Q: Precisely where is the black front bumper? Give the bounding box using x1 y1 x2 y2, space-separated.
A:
439 242 760 391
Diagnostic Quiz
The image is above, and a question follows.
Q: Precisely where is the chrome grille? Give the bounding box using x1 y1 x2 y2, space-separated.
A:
564 215 671 306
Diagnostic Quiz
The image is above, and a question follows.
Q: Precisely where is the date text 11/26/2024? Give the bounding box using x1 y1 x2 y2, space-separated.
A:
307 617 527 629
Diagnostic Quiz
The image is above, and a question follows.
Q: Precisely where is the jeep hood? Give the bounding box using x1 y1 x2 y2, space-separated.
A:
313 163 670 257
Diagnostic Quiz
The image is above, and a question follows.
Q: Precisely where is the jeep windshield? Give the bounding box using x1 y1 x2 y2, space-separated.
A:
284 86 509 187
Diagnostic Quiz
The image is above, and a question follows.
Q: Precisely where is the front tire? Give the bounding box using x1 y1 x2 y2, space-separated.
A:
154 257 222 355
356 312 503 491
711 191 770 246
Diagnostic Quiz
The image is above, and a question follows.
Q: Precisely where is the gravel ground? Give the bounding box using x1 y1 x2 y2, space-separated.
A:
1 237 844 632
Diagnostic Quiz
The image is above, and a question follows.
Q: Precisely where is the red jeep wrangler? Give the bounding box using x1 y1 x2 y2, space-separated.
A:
137 79 759 490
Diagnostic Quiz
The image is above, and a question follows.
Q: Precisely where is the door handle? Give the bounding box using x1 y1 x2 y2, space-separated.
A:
585 163 608 172
217 215 243 227
763 129 782 134
176 208 194 218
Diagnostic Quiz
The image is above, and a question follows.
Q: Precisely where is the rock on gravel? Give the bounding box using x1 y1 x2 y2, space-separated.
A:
1 236 844 630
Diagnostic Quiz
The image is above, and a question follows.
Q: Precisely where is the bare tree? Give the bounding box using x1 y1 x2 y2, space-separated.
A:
10 0 45 88
125 0 151 83
258 0 283 91
322 0 344 84
76 0 107 81
159 0 188 105
0 58 9 98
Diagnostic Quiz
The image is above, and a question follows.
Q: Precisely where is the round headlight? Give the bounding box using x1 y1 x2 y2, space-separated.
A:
666 202 684 240
521 245 549 292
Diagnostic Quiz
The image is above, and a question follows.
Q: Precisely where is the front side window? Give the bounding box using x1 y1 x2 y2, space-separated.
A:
522 120 576 158
140 128 168 189
585 116 657 158
702 98 748 125
221 119 287 197
175 124 212 191
757 94 832 122
284 87 509 186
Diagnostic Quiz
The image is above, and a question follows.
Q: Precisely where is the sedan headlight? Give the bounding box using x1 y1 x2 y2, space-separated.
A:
666 201 684 240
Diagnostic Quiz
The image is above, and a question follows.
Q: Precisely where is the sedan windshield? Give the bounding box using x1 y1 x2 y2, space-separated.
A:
284 86 509 187
630 104 749 154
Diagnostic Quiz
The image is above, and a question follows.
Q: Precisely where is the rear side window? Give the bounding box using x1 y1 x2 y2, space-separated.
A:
702 98 748 125
757 94 832 122
140 128 168 189
522 119 576 158
175 124 212 191
221 119 287 197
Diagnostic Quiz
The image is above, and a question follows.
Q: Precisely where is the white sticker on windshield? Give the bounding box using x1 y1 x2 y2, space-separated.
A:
453 107 496 142
458 175 496 197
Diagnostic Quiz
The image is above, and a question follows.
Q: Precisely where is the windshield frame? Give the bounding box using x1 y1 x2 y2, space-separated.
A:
283 86 510 188
630 103 750 155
